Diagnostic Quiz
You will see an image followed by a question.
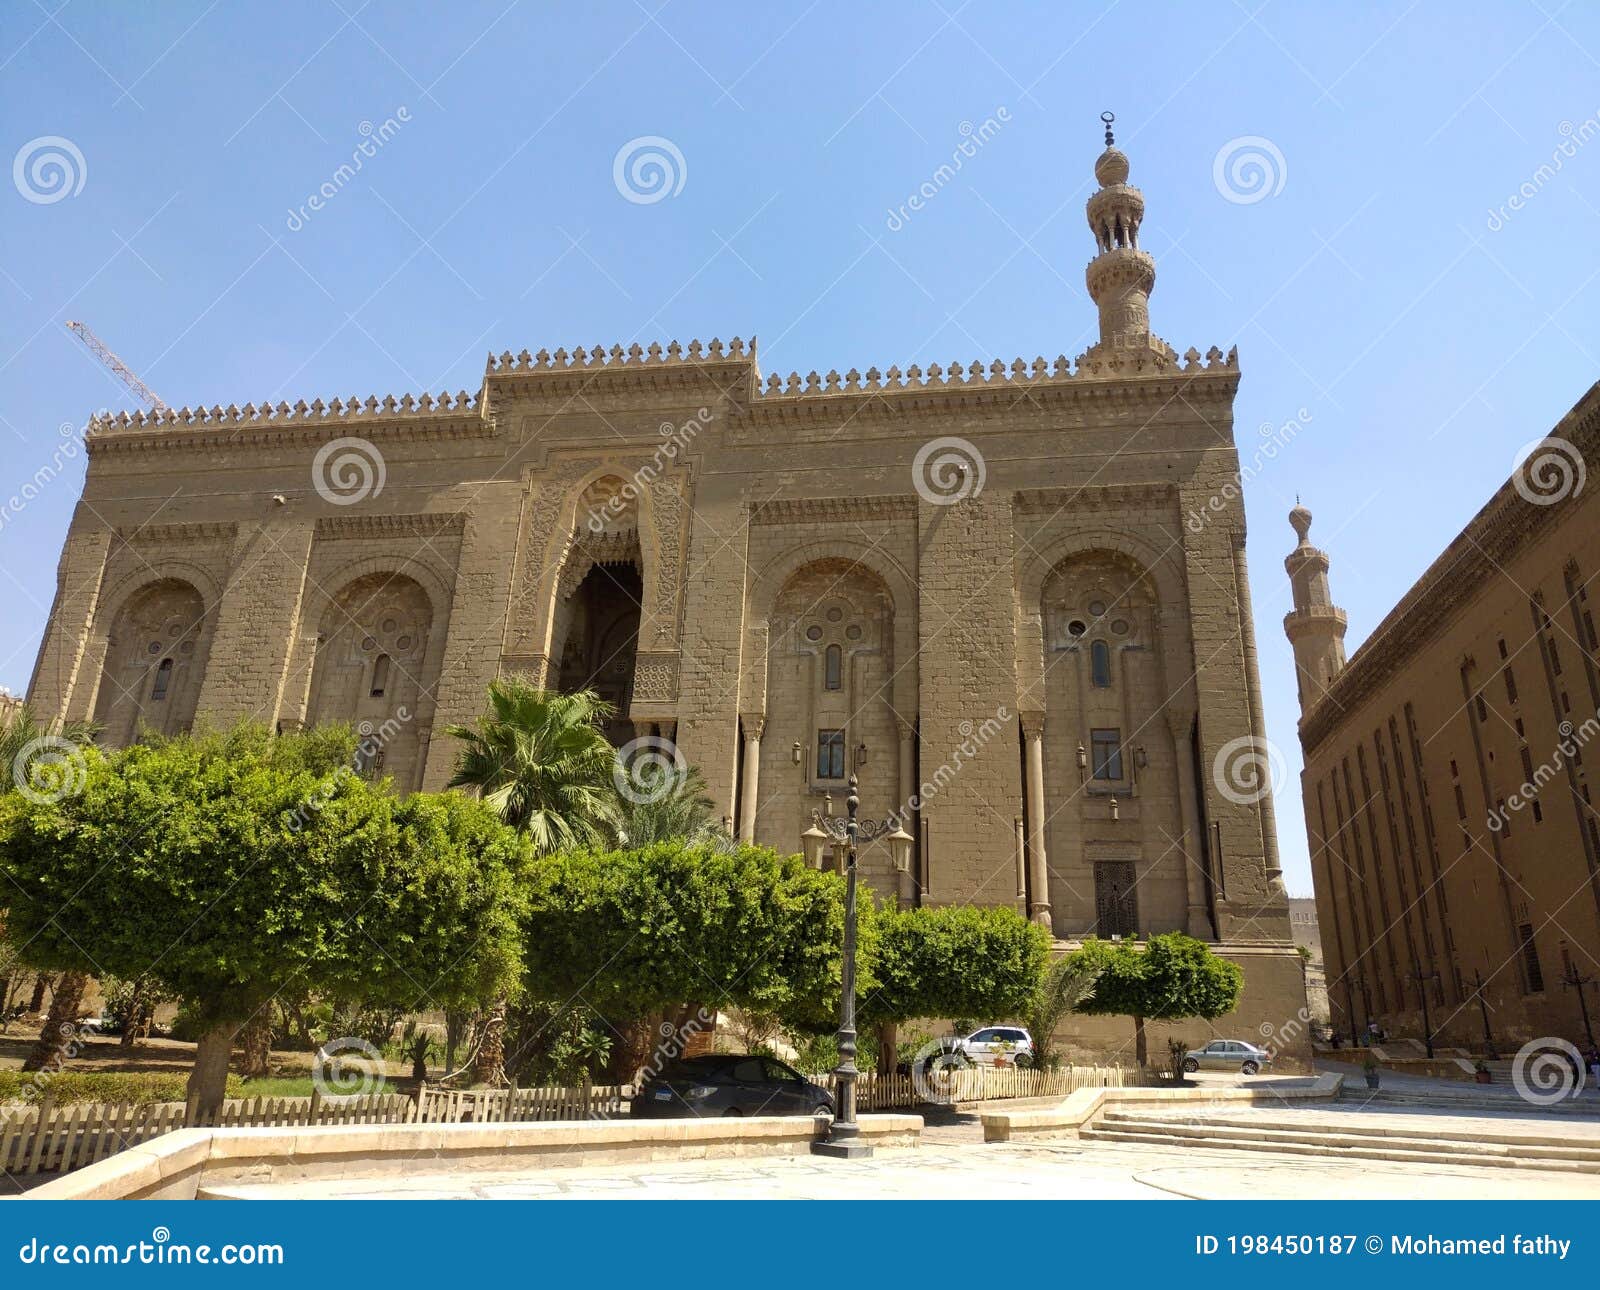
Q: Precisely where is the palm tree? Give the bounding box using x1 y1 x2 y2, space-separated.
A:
446 679 622 1084
616 763 726 848
2 702 101 1074
1024 952 1105 1070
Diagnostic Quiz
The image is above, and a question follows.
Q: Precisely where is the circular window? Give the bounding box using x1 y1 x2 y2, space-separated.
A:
845 625 862 640
396 635 412 651
826 607 843 623
1067 620 1087 638
1088 599 1107 617
147 641 162 654
1111 618 1129 635
361 636 376 651
381 618 397 634
805 625 823 641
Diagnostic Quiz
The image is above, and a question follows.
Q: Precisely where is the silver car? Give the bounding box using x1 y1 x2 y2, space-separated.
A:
1182 1039 1271 1075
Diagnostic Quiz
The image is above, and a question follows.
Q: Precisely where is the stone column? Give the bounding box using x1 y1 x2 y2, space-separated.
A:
895 714 917 904
1020 710 1052 928
1168 706 1213 938
738 712 764 843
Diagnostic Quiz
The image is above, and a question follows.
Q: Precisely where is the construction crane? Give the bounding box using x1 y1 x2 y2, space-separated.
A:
65 320 168 413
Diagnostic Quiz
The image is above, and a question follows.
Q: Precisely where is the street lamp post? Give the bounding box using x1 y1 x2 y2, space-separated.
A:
1407 959 1441 1059
810 773 912 1159
1563 965 1598 1049
1473 968 1499 1060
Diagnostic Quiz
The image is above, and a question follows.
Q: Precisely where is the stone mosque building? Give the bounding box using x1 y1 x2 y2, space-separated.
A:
28 126 1308 1060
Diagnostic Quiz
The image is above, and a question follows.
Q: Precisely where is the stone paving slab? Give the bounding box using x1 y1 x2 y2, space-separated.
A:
1129 1100 1600 1141
196 1138 1600 1201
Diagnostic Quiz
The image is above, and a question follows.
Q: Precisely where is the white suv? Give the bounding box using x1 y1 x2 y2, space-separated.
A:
953 1026 1035 1068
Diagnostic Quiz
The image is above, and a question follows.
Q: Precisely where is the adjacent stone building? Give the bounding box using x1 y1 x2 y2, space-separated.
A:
27 128 1307 1060
1287 384 1600 1050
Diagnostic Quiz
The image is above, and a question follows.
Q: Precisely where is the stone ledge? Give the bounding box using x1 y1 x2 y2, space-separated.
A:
23 1114 924 1200
980 1073 1342 1143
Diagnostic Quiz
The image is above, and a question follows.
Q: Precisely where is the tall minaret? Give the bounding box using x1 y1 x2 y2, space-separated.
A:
1283 503 1348 716
1081 112 1176 371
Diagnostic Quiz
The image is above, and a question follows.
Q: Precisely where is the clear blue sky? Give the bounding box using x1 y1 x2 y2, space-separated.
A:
3 2 1597 895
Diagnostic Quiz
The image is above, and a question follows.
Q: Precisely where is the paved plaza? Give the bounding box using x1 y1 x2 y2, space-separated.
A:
198 1122 1600 1201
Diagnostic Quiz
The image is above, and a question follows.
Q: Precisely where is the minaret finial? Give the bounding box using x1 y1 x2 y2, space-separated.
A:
1101 110 1115 148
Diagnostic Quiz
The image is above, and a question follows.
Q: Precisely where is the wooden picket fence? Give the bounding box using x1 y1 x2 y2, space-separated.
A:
0 1083 622 1180
415 1083 629 1123
808 1062 1134 1109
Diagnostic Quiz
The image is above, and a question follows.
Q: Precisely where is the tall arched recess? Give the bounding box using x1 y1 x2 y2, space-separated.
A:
304 571 439 789
93 578 213 745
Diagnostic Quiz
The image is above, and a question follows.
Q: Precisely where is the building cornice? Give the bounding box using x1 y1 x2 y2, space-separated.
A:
749 495 916 525
1300 381 1600 755
313 512 468 541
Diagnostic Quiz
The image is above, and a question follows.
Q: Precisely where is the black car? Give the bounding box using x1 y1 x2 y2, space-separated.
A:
631 1054 835 1119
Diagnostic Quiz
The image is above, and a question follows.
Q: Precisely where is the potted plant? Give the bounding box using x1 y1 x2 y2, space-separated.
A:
1474 1059 1492 1085
1362 1054 1380 1089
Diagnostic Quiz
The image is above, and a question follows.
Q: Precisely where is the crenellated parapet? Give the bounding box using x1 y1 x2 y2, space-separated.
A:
484 336 754 372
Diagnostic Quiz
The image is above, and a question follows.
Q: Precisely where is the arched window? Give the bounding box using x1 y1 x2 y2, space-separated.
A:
150 658 173 701
1091 640 1112 688
370 653 390 698
824 644 842 691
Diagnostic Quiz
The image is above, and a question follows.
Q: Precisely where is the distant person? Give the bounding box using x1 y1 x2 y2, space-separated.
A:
1586 1046 1600 1093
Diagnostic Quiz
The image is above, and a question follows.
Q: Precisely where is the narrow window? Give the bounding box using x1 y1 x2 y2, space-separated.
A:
1519 923 1544 994
1090 640 1111 687
1504 668 1518 704
370 653 390 698
150 658 173 701
824 644 842 691
816 729 845 780
1091 728 1123 781
1475 694 1487 722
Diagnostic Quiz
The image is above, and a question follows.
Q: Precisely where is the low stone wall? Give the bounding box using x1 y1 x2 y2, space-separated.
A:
24 1114 924 1200
979 1072 1343 1143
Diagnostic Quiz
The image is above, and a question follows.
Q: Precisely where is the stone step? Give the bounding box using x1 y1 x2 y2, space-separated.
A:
1096 1112 1600 1161
1081 1124 1600 1174
1343 1086 1600 1116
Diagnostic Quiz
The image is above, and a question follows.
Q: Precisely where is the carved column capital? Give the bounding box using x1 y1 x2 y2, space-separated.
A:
740 712 766 743
894 712 917 743
1019 710 1046 740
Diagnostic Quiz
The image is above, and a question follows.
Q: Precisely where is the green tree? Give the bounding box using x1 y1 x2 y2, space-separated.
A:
445 679 623 1083
0 726 528 1118
862 905 1050 1070
521 840 873 1078
1074 932 1244 1068
0 703 100 1073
